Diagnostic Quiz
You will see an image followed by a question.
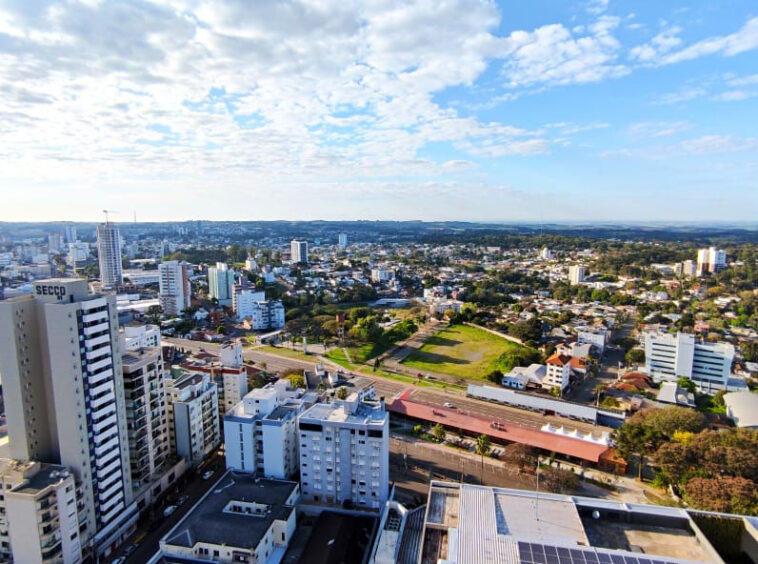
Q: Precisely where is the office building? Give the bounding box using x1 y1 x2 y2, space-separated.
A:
224 380 307 479
697 247 727 276
298 397 389 509
96 222 123 288
568 264 585 285
121 347 170 488
158 260 191 316
338 232 348 250
166 372 220 465
159 472 298 564
645 332 734 393
208 262 235 306
0 460 83 564
290 240 308 264
0 279 135 552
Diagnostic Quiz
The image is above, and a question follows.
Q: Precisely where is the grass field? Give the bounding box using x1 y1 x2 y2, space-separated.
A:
402 324 528 380
258 345 316 363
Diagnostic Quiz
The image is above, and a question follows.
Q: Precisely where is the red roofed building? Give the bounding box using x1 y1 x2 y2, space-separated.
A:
545 353 571 392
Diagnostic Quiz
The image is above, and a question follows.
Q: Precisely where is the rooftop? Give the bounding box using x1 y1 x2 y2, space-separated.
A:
161 471 297 551
7 462 72 495
300 400 388 427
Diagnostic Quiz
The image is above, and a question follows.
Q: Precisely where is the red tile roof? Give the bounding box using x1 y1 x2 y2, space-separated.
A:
387 398 609 463
546 353 572 366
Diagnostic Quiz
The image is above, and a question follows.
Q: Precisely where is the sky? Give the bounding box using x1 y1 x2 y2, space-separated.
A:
1 0 757 223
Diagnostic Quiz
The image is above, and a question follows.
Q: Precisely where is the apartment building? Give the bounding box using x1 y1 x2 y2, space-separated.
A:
96 222 122 288
238 299 285 330
544 353 571 392
568 265 586 285
158 260 191 316
0 279 136 552
121 347 170 489
696 246 727 276
208 262 235 306
0 460 83 564
645 332 734 393
290 240 308 264
298 398 389 510
224 380 307 479
122 323 160 350
166 372 220 465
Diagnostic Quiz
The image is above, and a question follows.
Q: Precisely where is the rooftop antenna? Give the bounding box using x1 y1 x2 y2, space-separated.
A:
102 210 117 224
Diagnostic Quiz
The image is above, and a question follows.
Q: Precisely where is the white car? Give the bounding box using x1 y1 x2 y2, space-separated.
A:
443 402 455 408
163 505 177 517
202 470 214 480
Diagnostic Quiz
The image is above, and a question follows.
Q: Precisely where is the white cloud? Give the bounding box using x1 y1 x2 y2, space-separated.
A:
629 26 682 62
628 121 691 138
586 0 610 16
601 134 758 159
653 86 708 105
500 16 628 88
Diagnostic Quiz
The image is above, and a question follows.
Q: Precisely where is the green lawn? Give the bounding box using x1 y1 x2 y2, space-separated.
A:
402 324 532 380
259 345 316 363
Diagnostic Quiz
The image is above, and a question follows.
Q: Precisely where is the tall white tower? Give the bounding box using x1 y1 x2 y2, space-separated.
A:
97 222 123 288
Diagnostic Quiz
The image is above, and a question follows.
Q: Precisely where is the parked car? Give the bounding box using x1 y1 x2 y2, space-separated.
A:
163 505 177 517
443 402 455 408
202 470 214 480
110 558 126 564
124 545 137 556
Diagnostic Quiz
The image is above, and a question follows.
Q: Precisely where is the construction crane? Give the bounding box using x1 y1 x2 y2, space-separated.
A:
102 210 117 224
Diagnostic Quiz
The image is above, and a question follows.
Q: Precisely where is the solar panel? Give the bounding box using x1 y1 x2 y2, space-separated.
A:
516 542 685 564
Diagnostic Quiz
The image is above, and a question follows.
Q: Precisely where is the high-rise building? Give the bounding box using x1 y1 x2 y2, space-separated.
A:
48 233 64 253
568 264 586 285
0 460 84 564
165 372 220 465
121 346 170 489
96 222 123 288
67 241 90 266
338 233 348 250
63 223 77 244
696 247 727 276
539 247 552 260
208 262 235 306
290 240 308 264
298 397 389 509
645 332 734 393
0 279 136 550
159 260 191 315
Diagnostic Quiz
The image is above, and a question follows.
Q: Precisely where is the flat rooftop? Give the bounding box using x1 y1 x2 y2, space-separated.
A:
300 400 388 426
9 463 72 495
162 472 297 550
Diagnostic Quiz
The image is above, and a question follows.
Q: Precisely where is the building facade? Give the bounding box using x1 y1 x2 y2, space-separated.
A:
568 265 585 285
338 233 348 250
696 247 727 276
544 353 571 392
166 372 220 465
159 260 191 316
645 332 734 393
298 398 389 509
290 240 308 264
96 223 123 288
208 262 235 306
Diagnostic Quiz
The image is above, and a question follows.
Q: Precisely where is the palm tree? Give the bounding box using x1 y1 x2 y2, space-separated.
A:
475 434 491 484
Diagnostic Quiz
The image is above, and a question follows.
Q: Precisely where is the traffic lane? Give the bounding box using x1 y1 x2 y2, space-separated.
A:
119 464 226 564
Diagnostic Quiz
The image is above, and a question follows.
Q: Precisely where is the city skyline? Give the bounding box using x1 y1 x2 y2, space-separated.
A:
2 0 758 222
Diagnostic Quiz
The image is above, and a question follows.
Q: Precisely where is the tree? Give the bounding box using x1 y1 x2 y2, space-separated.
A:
682 477 758 514
503 443 537 472
486 369 503 384
540 467 580 494
282 369 305 389
508 317 542 343
676 377 697 393
625 348 645 365
431 423 446 442
412 424 423 436
475 434 491 483
654 442 692 485
336 386 349 400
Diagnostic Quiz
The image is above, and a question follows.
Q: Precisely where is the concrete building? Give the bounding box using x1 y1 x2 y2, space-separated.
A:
48 233 64 254
501 364 546 390
298 397 389 509
724 391 758 428
63 224 77 244
544 353 571 392
371 268 395 283
244 257 258 272
576 326 610 353
697 246 727 276
159 260 191 316
238 299 285 330
338 232 348 250
159 472 299 564
220 340 243 368
122 323 160 350
539 247 552 260
0 460 83 564
234 288 265 318
67 241 89 266
121 347 170 489
166 372 220 465
568 264 585 285
224 380 307 479
0 279 136 553
290 240 308 264
208 262 235 307
96 222 123 288
645 332 734 393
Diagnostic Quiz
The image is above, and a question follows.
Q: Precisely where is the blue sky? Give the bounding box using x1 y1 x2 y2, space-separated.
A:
1 0 757 222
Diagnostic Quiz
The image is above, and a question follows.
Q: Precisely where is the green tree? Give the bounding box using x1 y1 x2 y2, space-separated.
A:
625 348 645 365
503 443 537 472
676 377 697 393
336 386 349 400
412 424 423 436
540 467 580 494
431 423 446 442
475 434 491 483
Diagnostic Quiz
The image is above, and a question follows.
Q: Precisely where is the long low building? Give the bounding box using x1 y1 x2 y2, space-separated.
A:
387 397 612 465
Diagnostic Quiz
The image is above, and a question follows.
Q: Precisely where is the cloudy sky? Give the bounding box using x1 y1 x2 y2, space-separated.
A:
1 0 757 222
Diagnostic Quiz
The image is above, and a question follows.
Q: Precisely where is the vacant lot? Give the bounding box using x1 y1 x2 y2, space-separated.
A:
402 324 530 380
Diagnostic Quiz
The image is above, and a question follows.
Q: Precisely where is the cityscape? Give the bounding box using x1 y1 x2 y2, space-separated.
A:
2 1 758 564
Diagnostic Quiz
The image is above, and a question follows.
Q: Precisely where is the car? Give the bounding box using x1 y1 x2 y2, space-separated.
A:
443 402 455 408
177 495 189 506
163 505 177 517
110 558 126 564
202 470 214 480
124 545 137 556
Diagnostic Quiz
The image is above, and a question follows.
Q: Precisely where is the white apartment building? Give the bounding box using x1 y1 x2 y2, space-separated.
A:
64 224 77 244
96 222 123 288
290 240 308 264
234 288 265 317
371 268 394 283
0 460 83 564
696 247 727 276
224 380 306 479
238 298 285 330
220 340 243 368
208 262 235 306
544 353 571 392
67 242 89 265
645 332 734 393
0 279 136 551
122 323 160 350
166 372 220 465
576 326 610 353
568 265 586 285
338 233 348 250
159 260 191 315
244 257 258 272
121 347 170 489
298 398 389 510
539 247 553 260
